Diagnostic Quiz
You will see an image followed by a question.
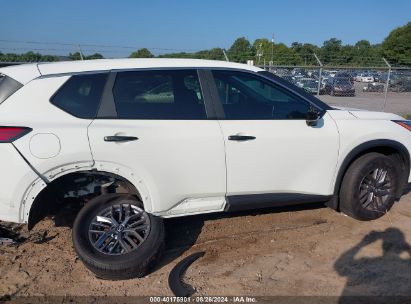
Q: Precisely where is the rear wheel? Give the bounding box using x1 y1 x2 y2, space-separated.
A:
72 193 165 280
339 153 400 221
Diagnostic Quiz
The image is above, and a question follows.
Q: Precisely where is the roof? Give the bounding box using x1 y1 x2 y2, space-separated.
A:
0 58 263 84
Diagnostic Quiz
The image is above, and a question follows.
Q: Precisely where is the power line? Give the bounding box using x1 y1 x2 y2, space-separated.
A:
0 39 204 52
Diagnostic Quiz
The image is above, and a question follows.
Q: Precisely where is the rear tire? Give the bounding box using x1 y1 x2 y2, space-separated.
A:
72 193 165 280
339 153 400 221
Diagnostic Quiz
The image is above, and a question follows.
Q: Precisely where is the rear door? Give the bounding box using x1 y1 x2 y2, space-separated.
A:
87 69 226 214
209 69 340 199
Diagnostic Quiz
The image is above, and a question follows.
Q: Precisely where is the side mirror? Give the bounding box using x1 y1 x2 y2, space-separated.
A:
306 110 321 127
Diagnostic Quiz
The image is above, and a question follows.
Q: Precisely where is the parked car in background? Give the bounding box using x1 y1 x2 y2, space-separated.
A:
379 72 389 83
307 70 316 78
354 73 362 82
328 70 338 77
324 77 355 96
296 77 318 94
280 75 294 84
320 79 328 94
350 71 358 80
371 72 380 83
363 82 384 92
335 71 354 84
292 74 304 85
390 75 411 92
292 68 306 77
358 73 374 82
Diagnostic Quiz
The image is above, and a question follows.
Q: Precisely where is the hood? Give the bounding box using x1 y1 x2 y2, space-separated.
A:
330 107 404 120
349 110 405 120
332 106 363 111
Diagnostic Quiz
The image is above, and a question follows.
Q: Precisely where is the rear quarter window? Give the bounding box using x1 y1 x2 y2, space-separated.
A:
0 74 23 105
51 73 108 119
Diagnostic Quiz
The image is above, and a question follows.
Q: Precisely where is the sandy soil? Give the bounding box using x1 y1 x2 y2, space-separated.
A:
1 192 411 300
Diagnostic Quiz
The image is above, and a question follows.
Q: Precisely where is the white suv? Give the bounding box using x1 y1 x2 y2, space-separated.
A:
0 59 410 279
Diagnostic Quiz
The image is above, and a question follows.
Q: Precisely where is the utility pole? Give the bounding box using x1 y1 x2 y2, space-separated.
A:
257 43 263 65
382 57 391 112
313 53 323 96
271 33 274 66
77 44 84 60
222 49 229 62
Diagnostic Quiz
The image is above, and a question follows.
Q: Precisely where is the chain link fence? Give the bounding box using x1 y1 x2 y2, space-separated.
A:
259 58 411 116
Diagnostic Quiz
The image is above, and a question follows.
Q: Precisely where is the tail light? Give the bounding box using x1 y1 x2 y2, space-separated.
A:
0 127 32 143
393 121 411 132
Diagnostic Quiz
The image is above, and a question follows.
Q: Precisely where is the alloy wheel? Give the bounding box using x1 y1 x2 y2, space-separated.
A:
359 167 393 212
88 202 150 255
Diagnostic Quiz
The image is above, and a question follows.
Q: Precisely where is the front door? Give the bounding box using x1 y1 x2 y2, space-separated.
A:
210 69 339 198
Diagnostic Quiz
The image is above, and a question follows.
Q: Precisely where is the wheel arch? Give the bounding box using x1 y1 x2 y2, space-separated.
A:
23 164 153 229
333 139 410 209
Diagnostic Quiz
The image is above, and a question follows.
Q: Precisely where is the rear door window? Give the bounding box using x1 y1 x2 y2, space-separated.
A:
0 74 23 105
51 73 108 118
112 69 207 119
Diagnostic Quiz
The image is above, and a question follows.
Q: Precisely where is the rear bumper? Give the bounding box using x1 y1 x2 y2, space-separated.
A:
0 144 39 223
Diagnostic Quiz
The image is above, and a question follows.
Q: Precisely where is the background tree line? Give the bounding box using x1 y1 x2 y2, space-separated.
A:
1 22 409 66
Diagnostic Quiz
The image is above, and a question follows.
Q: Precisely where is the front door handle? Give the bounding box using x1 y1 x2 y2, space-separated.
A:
228 135 256 141
104 136 138 142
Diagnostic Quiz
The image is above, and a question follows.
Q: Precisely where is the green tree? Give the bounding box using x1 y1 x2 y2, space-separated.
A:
129 48 154 58
68 52 104 60
0 51 58 62
86 53 104 60
253 38 272 64
227 37 254 63
272 43 301 65
291 42 319 65
382 22 411 66
69 52 83 60
157 52 192 58
321 38 343 64
194 48 225 60
41 54 59 62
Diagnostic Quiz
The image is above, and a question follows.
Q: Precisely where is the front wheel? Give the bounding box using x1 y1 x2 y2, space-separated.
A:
339 153 400 221
72 193 165 280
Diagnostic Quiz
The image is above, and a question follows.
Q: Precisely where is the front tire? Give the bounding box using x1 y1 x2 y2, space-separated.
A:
72 193 165 280
339 153 400 221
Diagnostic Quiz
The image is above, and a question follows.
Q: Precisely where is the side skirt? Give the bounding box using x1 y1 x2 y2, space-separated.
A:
225 193 334 212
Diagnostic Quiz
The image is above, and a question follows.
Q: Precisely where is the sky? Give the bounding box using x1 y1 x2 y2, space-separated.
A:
0 0 410 57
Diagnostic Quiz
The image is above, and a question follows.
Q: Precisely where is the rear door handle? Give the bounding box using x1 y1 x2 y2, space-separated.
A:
104 136 138 142
228 135 256 141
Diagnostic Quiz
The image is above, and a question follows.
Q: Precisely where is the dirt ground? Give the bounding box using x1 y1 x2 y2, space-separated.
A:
1 190 411 300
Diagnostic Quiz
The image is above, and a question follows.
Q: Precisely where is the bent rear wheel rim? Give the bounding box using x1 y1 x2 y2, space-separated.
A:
88 202 151 255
